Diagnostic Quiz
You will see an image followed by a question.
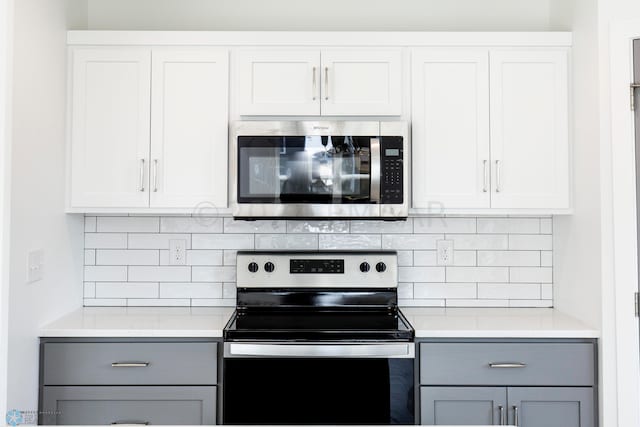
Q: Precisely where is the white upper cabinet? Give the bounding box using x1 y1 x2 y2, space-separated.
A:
489 49 570 209
236 48 403 116
237 50 321 116
411 49 490 210
150 49 229 209
321 49 402 116
69 48 151 208
411 47 570 213
68 47 229 212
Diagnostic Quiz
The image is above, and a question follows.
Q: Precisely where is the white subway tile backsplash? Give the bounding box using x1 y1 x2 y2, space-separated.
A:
192 266 236 282
257 234 318 250
128 266 191 282
84 215 554 307
477 251 540 267
510 267 553 283
477 218 540 234
84 250 96 266
287 220 349 233
477 283 541 300
97 216 160 233
224 218 286 234
85 233 127 249
413 283 477 299
509 234 553 250
414 217 476 234
382 234 442 250
399 266 445 282
84 216 97 232
160 217 223 233
96 282 159 299
447 234 508 250
446 267 509 283
97 250 159 266
192 234 254 250
319 234 380 250
160 282 223 299
84 266 127 282
128 234 191 250
350 219 413 234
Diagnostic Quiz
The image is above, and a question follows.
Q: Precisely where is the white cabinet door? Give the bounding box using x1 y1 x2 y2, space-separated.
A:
489 49 570 209
150 49 229 209
321 49 402 116
411 49 490 210
69 48 151 208
237 50 320 116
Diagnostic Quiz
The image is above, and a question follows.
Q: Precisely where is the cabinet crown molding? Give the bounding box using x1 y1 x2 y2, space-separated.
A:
67 31 573 47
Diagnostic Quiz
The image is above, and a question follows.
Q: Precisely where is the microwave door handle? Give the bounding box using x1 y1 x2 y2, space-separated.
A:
370 138 381 203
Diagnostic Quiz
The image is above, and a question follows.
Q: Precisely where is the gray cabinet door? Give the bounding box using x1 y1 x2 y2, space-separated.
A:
420 386 507 425
41 386 216 425
507 387 595 427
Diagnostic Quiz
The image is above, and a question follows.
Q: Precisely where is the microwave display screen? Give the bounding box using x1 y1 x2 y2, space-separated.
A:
385 149 400 157
238 135 372 204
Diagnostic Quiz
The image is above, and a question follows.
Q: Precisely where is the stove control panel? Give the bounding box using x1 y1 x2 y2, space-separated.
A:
237 251 398 288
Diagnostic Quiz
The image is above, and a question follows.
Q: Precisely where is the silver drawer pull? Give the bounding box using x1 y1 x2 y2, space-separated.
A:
111 422 149 426
489 362 527 368
111 362 150 368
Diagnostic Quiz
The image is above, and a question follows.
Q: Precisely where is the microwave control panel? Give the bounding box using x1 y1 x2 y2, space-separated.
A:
380 136 404 204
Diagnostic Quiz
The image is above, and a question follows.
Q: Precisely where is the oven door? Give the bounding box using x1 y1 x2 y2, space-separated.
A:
230 121 382 218
222 342 415 425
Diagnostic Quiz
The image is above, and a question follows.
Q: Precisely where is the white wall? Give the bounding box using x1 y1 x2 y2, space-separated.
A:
6 0 86 413
0 0 14 419
85 0 553 31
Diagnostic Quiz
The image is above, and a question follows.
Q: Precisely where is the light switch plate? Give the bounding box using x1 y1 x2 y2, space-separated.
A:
27 249 44 283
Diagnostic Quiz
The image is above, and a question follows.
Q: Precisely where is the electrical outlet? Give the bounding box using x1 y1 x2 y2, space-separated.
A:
27 249 44 283
169 239 187 265
436 240 454 266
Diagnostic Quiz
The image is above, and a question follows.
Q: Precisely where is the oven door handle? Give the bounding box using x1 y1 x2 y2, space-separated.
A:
370 138 381 204
225 343 414 359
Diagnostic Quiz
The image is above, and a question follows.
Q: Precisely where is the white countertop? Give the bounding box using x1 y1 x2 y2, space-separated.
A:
40 306 598 339
39 307 235 338
402 307 599 338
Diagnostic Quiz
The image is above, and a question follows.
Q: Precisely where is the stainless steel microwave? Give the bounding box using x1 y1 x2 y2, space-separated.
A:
230 121 409 219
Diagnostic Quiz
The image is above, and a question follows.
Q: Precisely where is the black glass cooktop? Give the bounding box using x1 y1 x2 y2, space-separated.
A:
223 308 414 342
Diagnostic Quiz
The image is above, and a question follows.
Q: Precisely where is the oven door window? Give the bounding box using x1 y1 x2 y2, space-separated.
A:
237 136 372 204
223 357 414 425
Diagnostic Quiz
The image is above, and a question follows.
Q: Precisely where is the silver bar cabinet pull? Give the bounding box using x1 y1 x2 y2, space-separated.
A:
495 159 502 192
498 405 505 425
111 362 150 368
631 83 640 110
489 362 527 368
513 405 519 426
139 159 145 192
324 67 329 100
152 159 158 192
483 160 488 192
111 422 149 426
312 67 317 100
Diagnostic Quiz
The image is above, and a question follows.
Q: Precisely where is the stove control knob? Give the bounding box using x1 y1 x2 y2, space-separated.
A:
248 262 259 273
264 262 275 273
359 262 370 273
376 262 387 273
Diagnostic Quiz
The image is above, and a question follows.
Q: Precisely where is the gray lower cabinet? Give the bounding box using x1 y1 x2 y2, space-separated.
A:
39 339 220 425
41 386 216 425
420 386 594 426
420 387 507 425
418 340 597 427
507 387 594 427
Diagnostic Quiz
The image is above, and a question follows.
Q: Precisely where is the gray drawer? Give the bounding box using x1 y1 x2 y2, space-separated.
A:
41 386 216 425
419 342 595 386
42 342 217 385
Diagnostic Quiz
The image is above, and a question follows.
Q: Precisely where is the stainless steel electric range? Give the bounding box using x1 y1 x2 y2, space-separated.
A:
222 251 415 425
